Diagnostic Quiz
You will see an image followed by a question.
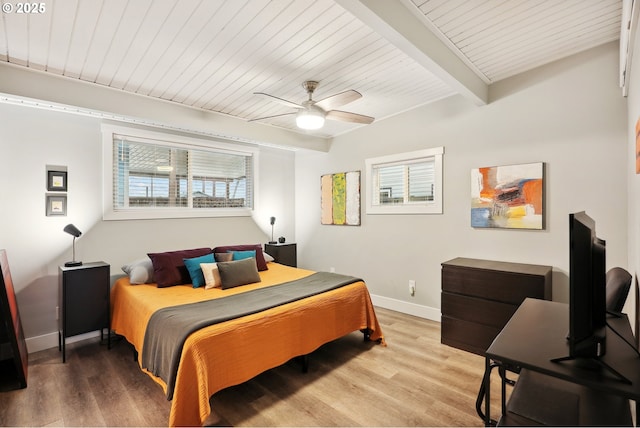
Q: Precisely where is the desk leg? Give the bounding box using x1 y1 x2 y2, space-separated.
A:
485 357 491 426
499 366 507 416
476 358 500 426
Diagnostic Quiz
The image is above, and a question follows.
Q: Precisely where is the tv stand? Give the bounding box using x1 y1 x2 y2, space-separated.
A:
550 319 639 385
550 354 631 385
482 298 639 426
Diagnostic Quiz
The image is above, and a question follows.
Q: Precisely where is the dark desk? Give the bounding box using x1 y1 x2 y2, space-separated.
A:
484 298 640 426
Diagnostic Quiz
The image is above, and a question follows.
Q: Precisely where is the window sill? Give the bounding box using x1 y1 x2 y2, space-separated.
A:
103 207 253 221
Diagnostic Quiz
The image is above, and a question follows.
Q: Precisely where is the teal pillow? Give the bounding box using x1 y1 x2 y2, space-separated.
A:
229 250 256 261
183 253 215 288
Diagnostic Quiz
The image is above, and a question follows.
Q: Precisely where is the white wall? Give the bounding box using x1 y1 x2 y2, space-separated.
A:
625 18 640 333
295 42 628 319
0 103 296 351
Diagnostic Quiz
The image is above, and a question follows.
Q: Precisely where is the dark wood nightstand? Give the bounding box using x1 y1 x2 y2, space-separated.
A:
264 243 297 267
58 262 110 362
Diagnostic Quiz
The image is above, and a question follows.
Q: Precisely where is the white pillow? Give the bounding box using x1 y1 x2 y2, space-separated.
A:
121 257 154 285
200 262 222 289
263 252 275 263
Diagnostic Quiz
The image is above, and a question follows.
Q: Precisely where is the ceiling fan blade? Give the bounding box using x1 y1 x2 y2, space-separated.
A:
248 112 296 122
254 92 302 109
326 110 374 124
315 90 362 110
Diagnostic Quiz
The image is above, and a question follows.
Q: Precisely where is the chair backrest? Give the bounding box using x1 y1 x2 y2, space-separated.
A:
605 267 632 313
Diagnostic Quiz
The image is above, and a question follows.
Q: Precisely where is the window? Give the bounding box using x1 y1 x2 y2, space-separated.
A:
365 147 443 214
102 125 257 220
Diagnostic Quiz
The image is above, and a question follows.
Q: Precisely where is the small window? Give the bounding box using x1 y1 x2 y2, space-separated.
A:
102 125 258 220
365 147 443 214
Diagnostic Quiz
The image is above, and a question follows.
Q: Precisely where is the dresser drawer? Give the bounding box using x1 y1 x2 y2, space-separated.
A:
441 316 501 355
441 291 517 329
442 264 550 304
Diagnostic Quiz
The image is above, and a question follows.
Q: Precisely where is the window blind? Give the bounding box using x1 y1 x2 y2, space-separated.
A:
112 134 253 210
373 159 434 205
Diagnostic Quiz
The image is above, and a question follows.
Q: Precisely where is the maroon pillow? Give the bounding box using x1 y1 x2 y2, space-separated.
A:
147 248 212 288
212 244 268 271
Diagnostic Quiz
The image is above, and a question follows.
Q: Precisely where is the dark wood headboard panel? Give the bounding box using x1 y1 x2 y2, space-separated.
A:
0 249 27 390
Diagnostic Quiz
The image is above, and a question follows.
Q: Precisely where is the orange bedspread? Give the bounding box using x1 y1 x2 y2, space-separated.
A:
110 263 384 427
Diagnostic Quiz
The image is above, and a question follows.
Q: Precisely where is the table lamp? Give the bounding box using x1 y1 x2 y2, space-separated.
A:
269 216 277 244
63 224 83 267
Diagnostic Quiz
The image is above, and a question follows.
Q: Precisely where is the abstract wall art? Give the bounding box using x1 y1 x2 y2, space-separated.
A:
471 162 544 230
321 171 361 226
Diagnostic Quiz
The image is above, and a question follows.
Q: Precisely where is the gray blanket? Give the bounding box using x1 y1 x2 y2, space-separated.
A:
141 271 360 400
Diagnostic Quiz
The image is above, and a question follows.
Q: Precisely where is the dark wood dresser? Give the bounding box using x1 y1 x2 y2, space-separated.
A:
441 257 552 356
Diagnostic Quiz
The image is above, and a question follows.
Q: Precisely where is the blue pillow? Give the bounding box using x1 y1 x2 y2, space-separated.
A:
183 253 215 288
229 250 256 261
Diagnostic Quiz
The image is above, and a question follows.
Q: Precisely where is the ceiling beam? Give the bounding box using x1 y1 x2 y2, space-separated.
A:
336 0 488 106
0 62 330 152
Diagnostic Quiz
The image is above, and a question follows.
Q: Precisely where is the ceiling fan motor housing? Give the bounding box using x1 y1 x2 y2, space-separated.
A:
302 80 319 97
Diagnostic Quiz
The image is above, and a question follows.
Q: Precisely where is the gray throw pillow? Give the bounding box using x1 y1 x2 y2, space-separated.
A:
217 258 261 289
121 257 154 284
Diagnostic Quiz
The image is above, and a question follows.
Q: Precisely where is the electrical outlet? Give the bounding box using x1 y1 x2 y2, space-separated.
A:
330 267 335 273
409 280 416 296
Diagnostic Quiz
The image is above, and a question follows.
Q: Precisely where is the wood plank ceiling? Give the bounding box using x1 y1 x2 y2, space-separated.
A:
0 0 623 139
410 0 622 83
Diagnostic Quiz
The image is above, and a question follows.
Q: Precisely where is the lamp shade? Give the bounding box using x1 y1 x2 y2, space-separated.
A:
296 106 325 130
63 224 82 238
270 216 276 226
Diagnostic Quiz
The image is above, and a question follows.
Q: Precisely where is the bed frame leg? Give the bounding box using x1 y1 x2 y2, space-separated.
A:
361 329 371 342
297 355 309 373
133 349 138 362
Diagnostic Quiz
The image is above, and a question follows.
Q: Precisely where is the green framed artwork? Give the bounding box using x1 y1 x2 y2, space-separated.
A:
321 171 360 226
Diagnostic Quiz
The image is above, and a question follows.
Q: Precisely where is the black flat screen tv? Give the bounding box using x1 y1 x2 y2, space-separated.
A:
568 211 607 358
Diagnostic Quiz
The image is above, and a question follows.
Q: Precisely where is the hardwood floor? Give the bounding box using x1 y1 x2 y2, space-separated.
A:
0 307 506 426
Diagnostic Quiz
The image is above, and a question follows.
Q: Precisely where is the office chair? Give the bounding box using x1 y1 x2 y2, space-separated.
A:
606 267 632 314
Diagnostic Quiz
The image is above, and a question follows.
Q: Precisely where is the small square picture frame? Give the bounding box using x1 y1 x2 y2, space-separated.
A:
46 195 67 216
47 170 67 192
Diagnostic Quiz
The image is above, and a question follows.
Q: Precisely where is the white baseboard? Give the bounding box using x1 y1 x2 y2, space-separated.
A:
26 330 101 354
370 294 441 321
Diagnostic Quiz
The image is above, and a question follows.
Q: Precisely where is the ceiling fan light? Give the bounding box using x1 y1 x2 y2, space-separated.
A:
296 109 325 130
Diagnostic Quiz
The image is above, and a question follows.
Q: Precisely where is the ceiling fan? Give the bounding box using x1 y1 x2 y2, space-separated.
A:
250 81 374 130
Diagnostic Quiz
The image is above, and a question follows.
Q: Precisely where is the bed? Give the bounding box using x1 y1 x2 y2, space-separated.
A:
110 248 385 427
